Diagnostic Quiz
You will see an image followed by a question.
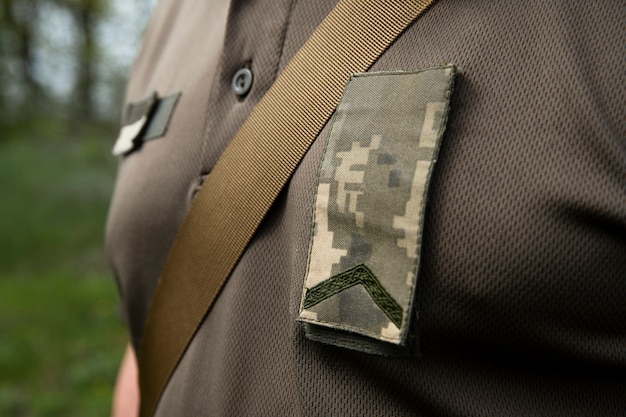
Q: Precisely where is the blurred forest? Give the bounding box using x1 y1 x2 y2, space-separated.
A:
0 0 154 122
0 0 154 415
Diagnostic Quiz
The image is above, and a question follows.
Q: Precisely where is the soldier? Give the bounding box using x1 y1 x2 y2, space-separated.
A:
108 1 626 416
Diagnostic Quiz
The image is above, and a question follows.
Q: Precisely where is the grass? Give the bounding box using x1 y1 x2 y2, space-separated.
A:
0 119 128 417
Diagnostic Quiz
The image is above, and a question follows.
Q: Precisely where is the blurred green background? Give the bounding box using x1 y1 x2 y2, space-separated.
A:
1 1 155 415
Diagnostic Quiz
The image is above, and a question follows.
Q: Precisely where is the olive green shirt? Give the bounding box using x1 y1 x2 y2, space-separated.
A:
106 1 626 415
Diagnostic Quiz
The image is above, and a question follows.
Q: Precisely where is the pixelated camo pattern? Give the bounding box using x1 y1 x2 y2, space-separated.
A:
299 66 456 347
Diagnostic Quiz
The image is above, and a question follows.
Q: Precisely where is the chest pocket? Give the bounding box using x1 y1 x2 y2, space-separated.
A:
298 66 456 356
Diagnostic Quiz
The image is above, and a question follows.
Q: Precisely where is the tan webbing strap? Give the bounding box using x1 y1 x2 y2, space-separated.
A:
138 1 436 415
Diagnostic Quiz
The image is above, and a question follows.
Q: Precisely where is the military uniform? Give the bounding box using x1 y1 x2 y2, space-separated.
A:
106 1 626 415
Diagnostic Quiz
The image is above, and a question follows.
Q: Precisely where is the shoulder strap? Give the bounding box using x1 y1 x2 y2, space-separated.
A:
138 1 436 415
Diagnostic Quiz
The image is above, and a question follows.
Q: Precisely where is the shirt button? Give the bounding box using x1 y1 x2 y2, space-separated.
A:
231 67 253 97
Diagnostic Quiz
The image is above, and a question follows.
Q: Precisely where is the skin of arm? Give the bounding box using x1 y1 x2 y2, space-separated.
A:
111 343 140 417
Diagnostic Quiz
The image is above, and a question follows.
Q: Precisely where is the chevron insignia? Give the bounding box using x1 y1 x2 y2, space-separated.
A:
303 264 403 328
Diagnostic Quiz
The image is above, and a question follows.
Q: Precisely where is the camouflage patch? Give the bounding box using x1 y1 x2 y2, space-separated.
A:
299 66 456 353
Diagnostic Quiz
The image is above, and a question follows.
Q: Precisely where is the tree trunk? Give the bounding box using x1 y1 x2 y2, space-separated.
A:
73 1 98 120
0 0 41 104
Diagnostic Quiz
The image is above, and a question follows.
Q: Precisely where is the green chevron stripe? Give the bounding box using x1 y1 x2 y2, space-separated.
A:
303 264 403 328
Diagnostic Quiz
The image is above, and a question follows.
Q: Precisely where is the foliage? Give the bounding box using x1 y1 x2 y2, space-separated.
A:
0 271 126 417
0 122 116 271
0 1 153 414
0 120 127 417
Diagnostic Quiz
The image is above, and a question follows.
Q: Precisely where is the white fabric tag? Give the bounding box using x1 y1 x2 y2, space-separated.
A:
112 115 148 156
